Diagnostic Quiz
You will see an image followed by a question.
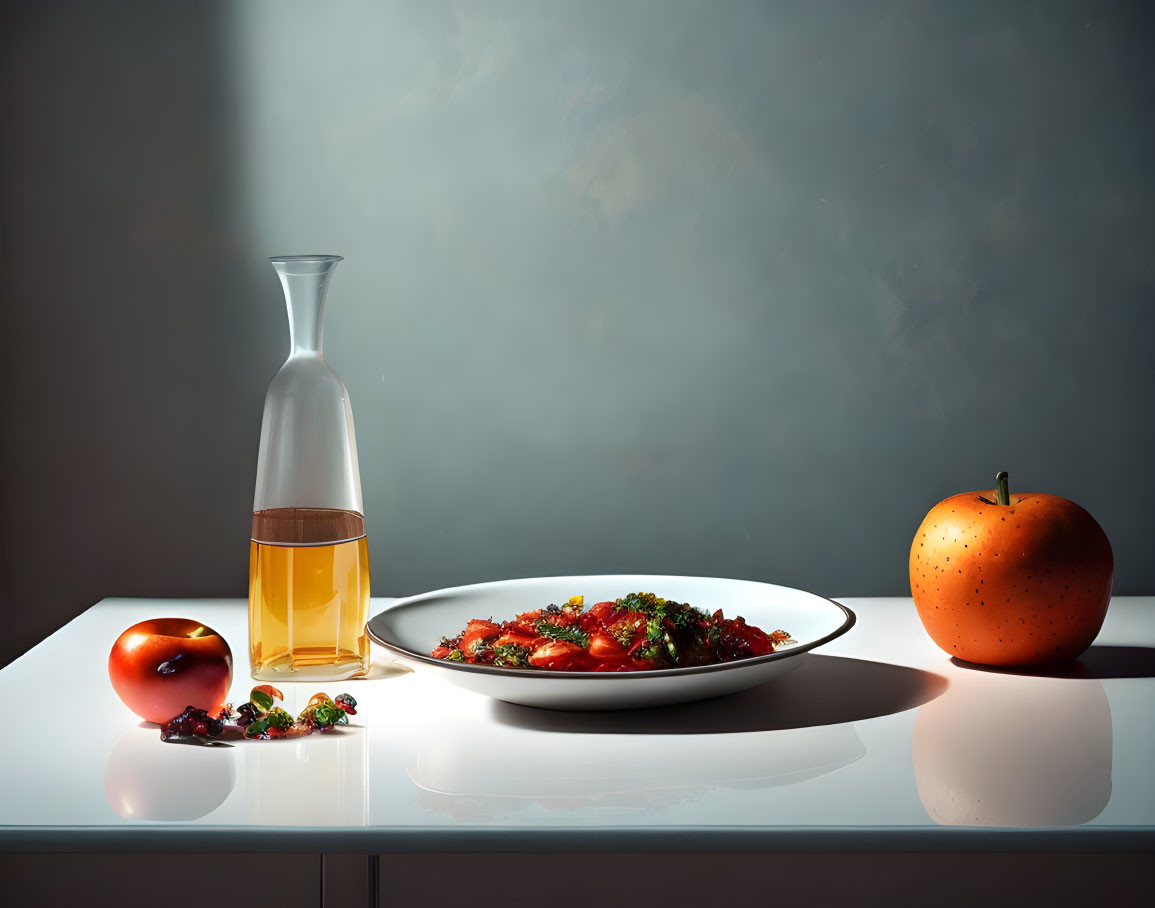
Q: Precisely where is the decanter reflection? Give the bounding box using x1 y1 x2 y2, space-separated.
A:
244 689 367 826
249 255 370 681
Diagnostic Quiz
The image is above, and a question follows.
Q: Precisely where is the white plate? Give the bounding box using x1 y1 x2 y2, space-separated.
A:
366 575 855 710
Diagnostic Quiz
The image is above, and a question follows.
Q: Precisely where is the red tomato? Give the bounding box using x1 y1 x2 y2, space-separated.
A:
593 659 635 672
577 612 602 635
588 633 626 659
715 618 777 659
555 654 597 671
460 619 501 651
610 613 646 643
528 640 585 669
494 632 542 649
108 618 233 724
588 601 617 622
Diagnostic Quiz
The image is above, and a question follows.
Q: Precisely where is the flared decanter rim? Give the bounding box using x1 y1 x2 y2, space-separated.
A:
269 254 344 263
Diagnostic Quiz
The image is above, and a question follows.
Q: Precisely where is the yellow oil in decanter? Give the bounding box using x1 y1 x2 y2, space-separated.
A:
248 508 370 681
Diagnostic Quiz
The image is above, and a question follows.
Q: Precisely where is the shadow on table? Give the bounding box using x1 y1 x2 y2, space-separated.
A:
950 645 1155 679
490 655 947 735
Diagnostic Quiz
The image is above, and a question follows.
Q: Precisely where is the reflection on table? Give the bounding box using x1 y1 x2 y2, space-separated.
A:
244 729 368 827
912 671 1111 827
407 705 866 820
105 726 236 822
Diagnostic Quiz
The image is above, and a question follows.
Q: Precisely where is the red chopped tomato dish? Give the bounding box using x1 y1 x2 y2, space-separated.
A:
430 592 792 672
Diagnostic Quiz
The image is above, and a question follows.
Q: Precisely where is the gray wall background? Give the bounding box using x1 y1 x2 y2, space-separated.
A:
2 0 1153 668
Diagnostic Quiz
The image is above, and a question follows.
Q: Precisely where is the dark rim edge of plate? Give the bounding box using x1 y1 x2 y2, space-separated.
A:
364 578 856 681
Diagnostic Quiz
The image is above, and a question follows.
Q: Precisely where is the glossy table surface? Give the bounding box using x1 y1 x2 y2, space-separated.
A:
1 596 1152 853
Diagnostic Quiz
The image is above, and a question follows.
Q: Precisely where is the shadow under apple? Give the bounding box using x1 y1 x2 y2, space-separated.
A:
951 644 1155 680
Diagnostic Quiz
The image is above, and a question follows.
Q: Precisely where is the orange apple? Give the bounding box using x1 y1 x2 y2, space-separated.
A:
910 472 1113 665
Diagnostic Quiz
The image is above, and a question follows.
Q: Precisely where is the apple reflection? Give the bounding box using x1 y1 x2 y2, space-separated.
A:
912 672 1111 827
105 727 235 821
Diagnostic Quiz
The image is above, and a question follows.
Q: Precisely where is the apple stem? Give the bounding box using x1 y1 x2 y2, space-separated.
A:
996 471 1010 506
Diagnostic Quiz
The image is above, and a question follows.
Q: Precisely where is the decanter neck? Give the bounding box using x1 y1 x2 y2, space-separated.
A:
270 255 343 356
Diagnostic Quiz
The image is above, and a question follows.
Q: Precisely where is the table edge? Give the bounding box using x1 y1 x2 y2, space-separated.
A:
2 825 1152 854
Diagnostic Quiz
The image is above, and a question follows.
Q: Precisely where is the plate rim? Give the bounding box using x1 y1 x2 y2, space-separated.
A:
366 574 856 681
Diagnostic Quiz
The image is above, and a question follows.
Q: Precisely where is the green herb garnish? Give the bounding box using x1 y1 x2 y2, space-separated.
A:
492 643 531 667
162 686 362 743
535 621 590 647
646 615 665 641
615 592 706 629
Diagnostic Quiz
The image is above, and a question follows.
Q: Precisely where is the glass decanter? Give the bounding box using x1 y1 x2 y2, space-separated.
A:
248 255 370 681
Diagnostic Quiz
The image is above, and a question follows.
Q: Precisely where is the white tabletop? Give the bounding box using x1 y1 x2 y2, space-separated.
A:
1 596 1152 853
